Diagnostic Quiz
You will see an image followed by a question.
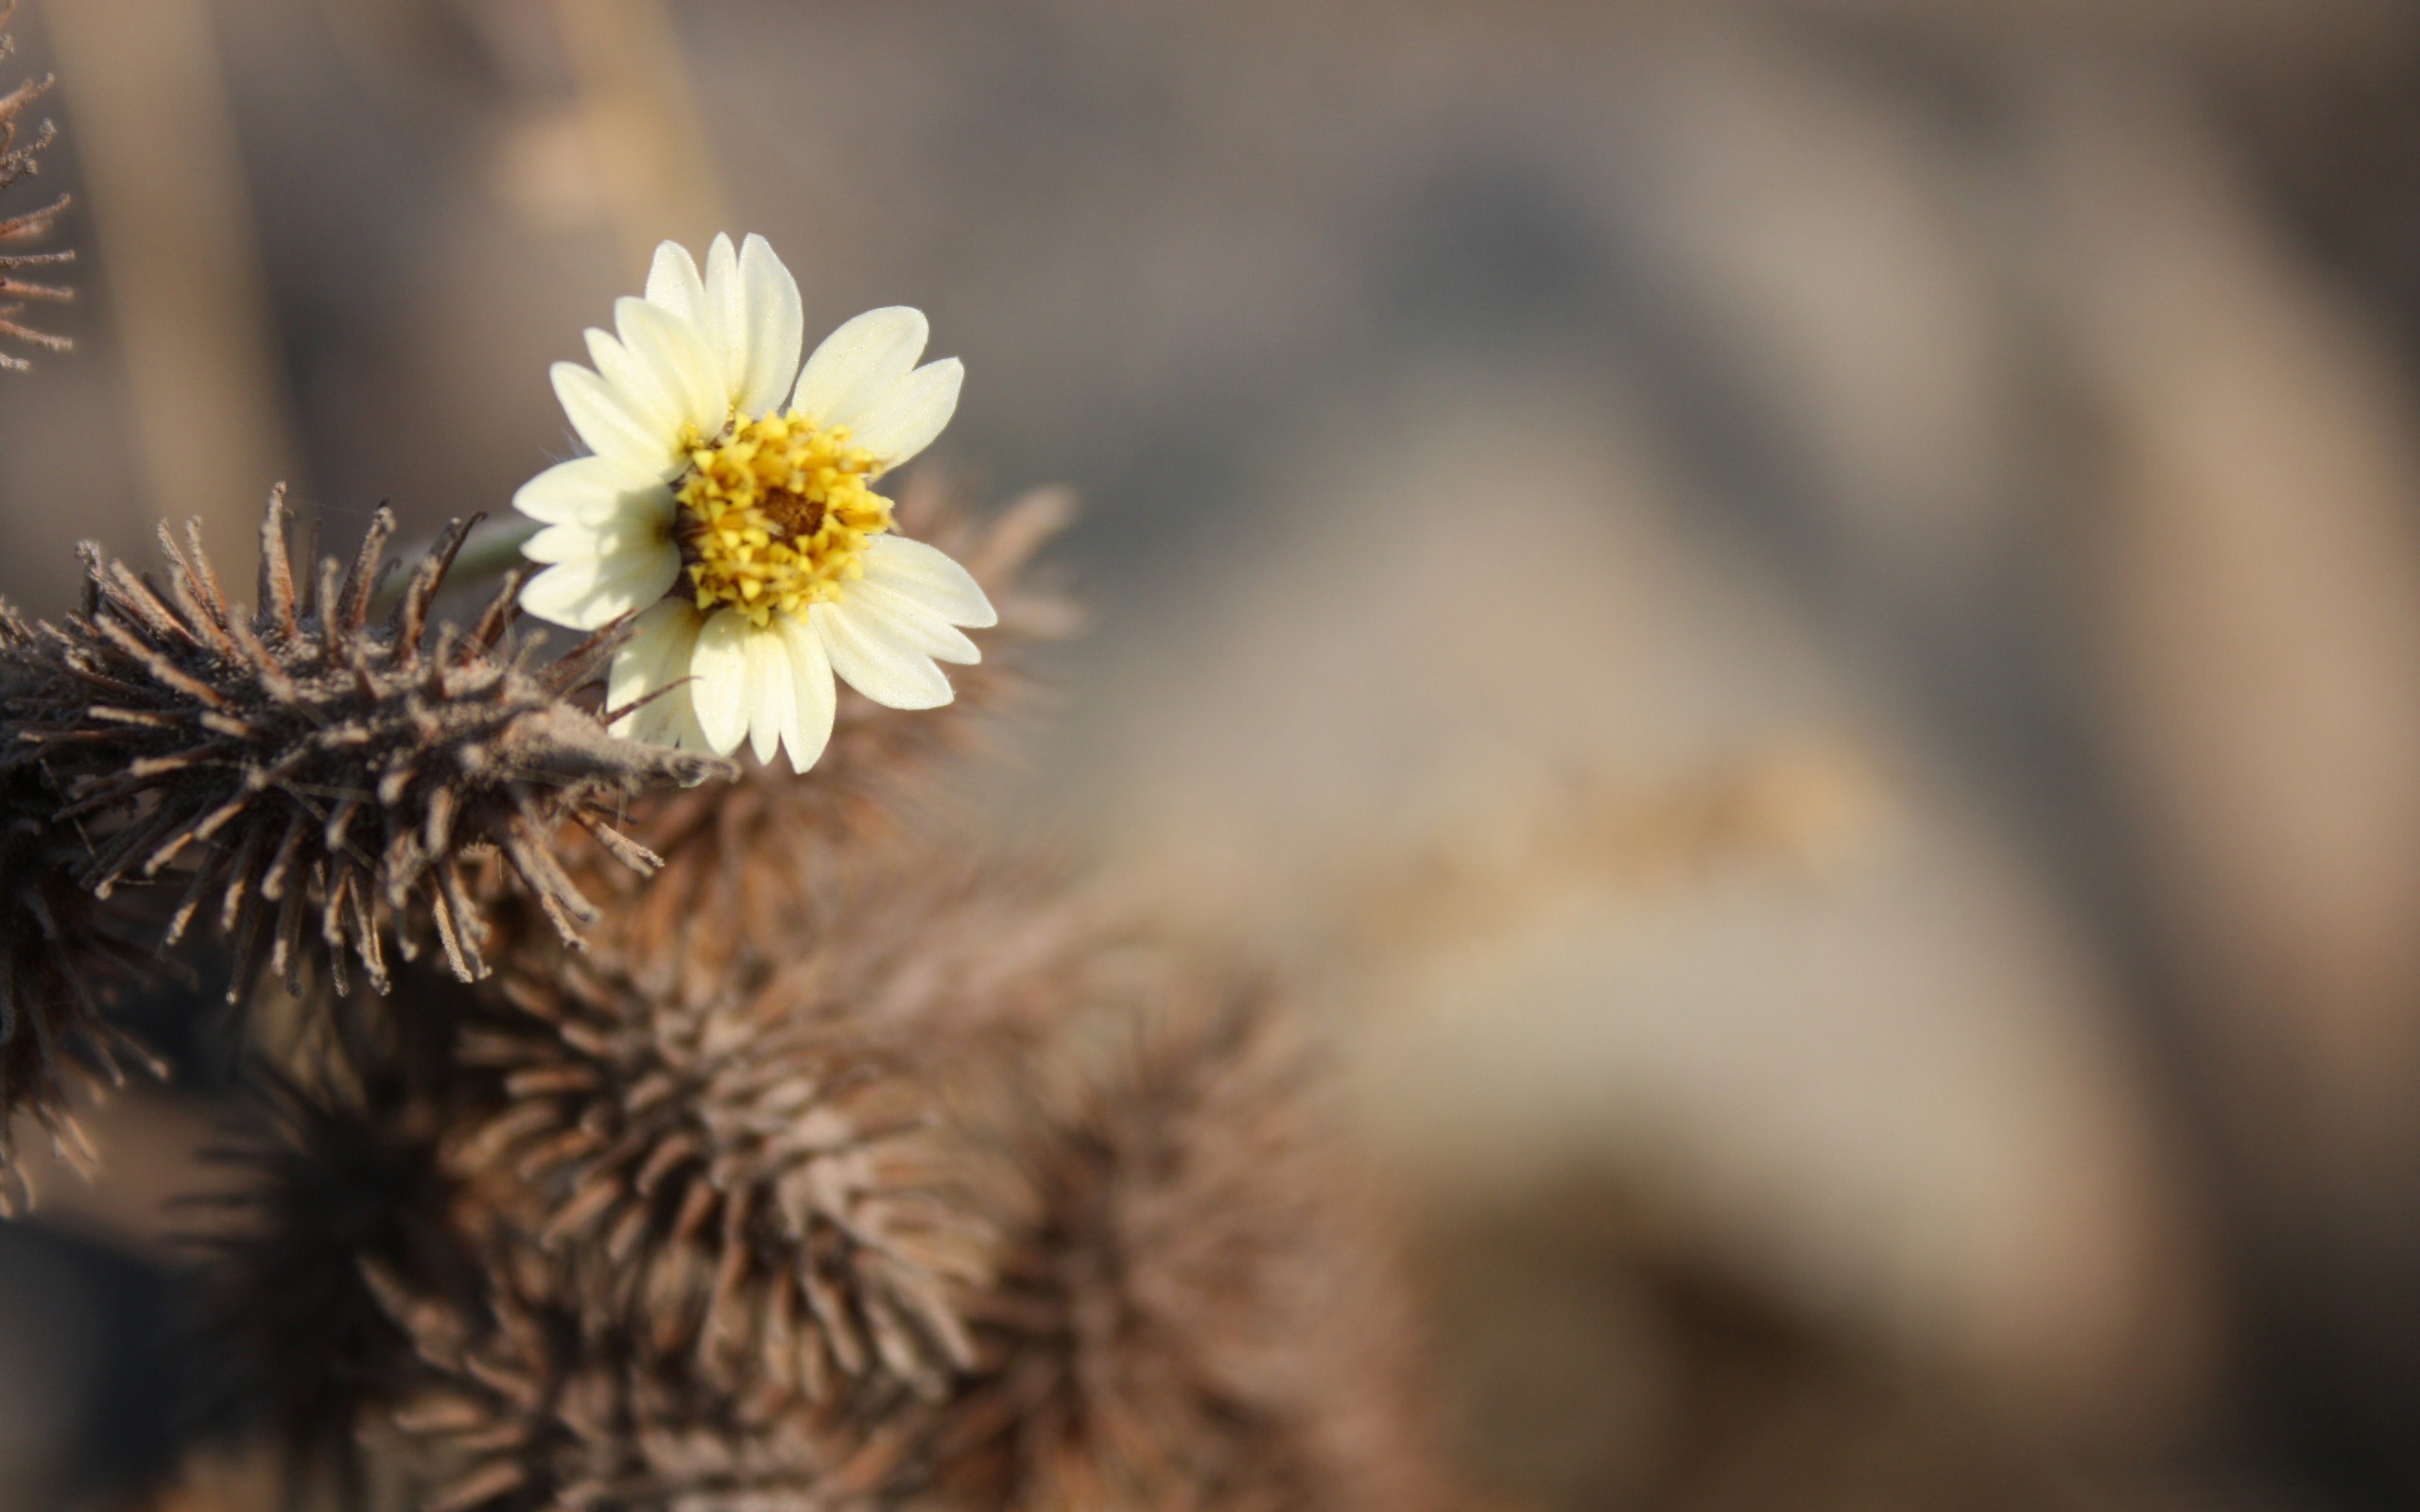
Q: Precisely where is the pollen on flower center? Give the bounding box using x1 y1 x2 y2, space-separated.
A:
672 411 892 628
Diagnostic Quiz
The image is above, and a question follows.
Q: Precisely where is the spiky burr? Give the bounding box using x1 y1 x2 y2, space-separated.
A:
185 1061 470 1499
447 954 997 1417
372 1225 934 1512
337 835 1125 1510
0 1 71 369
0 613 161 1212
927 983 1454 1512
182 1049 882 1512
5 490 732 1003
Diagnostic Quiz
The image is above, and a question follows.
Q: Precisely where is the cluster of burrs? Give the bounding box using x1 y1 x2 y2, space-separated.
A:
0 483 1453 1512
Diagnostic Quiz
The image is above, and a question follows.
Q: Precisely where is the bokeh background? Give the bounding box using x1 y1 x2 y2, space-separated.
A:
8 0 2420 1507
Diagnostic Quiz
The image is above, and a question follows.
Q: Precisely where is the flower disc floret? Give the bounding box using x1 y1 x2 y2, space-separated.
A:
677 415 891 628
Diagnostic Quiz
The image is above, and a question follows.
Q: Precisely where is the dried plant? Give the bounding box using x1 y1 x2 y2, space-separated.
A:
346 841 1101 1507
188 1063 471 1500
189 758 1450 1512
0 1 70 369
0 610 160 1212
5 490 730 1005
0 191 1457 1503
334 925 1443 1512
202 1057 888 1512
449 957 994 1414
372 1227 930 1512
927 982 1450 1512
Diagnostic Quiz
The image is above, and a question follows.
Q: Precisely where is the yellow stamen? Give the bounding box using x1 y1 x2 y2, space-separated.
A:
673 412 890 628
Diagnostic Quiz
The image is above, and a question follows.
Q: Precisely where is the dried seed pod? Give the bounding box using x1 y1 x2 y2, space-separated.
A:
0 2 71 369
8 490 732 1001
451 954 997 1418
0 620 160 1211
928 984 1454 1512
185 1064 469 1496
183 1050 900 1509
374 1227 926 1512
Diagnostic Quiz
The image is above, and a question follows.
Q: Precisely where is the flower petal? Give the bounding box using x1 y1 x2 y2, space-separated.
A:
776 610 837 772
616 297 725 439
552 360 681 475
734 233 804 417
791 307 928 431
851 358 962 473
847 579 981 664
741 623 796 765
645 239 708 329
518 542 681 630
512 455 671 529
700 233 744 399
520 496 671 566
815 598 954 710
583 328 681 438
861 534 997 627
689 608 755 756
608 599 710 750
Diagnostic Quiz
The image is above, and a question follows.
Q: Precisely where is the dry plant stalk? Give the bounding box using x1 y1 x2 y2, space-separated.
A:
0 0 70 369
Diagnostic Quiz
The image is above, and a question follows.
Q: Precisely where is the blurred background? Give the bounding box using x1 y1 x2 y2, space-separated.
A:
7 0 2420 1507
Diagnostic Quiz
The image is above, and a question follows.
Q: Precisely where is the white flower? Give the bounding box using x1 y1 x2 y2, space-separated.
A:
511 233 996 773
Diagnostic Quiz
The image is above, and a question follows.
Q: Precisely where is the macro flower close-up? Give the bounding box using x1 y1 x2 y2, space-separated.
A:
13 6 2420 1512
513 232 995 772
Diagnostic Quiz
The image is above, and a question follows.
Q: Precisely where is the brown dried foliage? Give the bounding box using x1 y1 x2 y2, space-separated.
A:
188 1064 471 1497
354 927 1443 1512
4 490 730 1004
926 983 1452 1512
373 1226 933 1512
199 1054 902 1512
450 956 994 1413
49 477 1457 1511
0 614 161 1212
0 2 70 369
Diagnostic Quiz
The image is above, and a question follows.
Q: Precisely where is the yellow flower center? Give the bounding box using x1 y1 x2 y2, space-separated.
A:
673 412 891 628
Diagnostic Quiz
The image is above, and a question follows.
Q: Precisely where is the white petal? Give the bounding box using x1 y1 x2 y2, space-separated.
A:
861 534 997 627
608 599 710 750
848 579 981 664
741 625 795 765
518 542 681 630
646 240 708 328
733 234 804 417
776 611 837 773
583 328 681 438
688 608 755 756
616 297 725 439
851 358 962 472
691 234 737 397
520 493 671 563
815 599 953 710
524 522 620 565
791 307 928 430
512 455 671 529
552 361 681 475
